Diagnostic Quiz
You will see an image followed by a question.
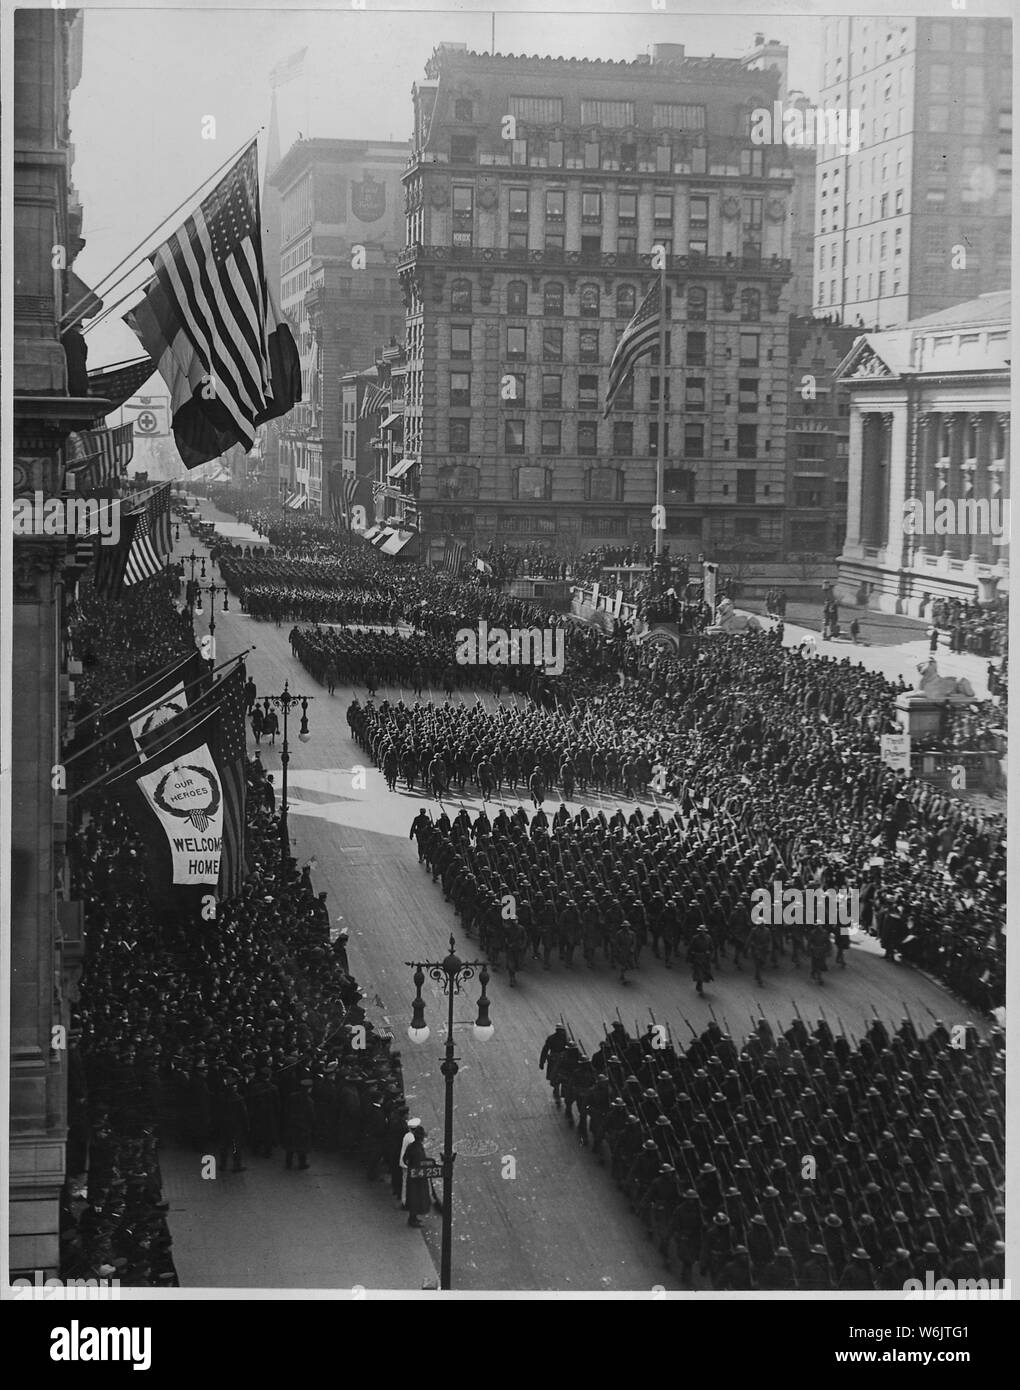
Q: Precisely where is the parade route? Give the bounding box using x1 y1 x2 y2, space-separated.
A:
163 509 983 1292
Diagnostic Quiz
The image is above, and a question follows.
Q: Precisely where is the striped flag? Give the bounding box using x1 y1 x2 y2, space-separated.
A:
66 423 134 495
604 279 662 417
444 537 466 574
329 470 359 529
124 484 172 586
93 506 141 600
271 47 307 88
360 384 389 418
210 663 248 900
87 358 157 415
125 141 300 469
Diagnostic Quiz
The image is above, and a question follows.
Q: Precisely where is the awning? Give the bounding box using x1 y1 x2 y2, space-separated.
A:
285 491 306 510
361 525 383 541
379 528 419 557
387 457 417 480
379 411 403 430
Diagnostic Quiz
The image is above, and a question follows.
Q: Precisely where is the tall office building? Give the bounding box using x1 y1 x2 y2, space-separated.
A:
398 44 798 556
267 139 408 511
814 16 1012 328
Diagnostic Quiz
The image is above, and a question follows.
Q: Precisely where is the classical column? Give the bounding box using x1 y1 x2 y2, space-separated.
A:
945 413 967 561
883 406 909 568
963 413 988 564
987 413 1009 563
843 407 865 550
933 413 950 557
913 412 934 562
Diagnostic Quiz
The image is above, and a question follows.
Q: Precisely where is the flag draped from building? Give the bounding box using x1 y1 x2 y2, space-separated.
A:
444 537 466 574
124 140 300 469
329 470 359 529
105 663 247 899
87 358 158 414
66 423 135 494
359 384 389 418
92 506 141 600
123 484 172 585
604 280 662 417
103 650 210 767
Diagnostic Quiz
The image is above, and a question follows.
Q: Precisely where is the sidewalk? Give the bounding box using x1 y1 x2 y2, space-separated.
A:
160 1143 437 1291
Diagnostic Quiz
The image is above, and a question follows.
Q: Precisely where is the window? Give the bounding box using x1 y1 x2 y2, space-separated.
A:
962 104 985 135
580 283 600 317
580 234 602 259
581 99 635 126
620 144 638 173
509 96 563 123
737 425 757 459
739 332 759 366
541 285 563 320
507 327 527 358
649 329 671 367
650 375 671 406
744 197 763 227
547 140 564 169
618 192 637 224
511 139 528 165
577 421 598 456
545 189 565 222
541 374 562 408
450 135 476 161
508 229 528 251
688 286 707 321
451 279 472 311
929 64 951 96
691 145 707 175
685 377 705 410
451 326 472 357
663 468 695 503
648 423 670 455
741 148 765 176
656 144 672 173
507 280 528 314
735 468 756 504
504 373 525 405
612 421 633 455
684 422 704 456
686 330 706 366
545 232 565 254
542 326 563 361
738 379 758 412
584 141 601 169
734 517 759 538
613 374 633 410
504 420 525 454
895 189 904 214
740 288 761 322
509 187 529 219
514 467 552 501
654 194 674 224
965 24 984 51
449 419 471 451
453 184 474 246
617 236 637 257
616 285 636 318
653 104 707 130
582 191 602 223
541 420 562 455
577 375 599 410
928 106 949 133
450 372 471 407
454 99 474 121
579 329 599 362
689 196 709 229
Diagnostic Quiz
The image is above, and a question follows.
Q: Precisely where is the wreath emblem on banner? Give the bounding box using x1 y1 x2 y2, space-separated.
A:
140 700 186 739
154 764 220 832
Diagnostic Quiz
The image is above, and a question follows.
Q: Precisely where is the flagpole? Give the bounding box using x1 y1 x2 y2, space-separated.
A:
62 129 264 333
654 253 667 560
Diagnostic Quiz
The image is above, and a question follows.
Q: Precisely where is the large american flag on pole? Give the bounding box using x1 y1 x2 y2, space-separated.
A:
604 280 662 417
126 141 300 468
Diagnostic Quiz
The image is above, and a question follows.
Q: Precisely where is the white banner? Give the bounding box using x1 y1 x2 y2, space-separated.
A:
135 742 224 884
880 732 911 773
129 680 190 752
122 396 170 437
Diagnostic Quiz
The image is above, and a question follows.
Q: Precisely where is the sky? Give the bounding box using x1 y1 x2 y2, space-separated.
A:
70 1 830 371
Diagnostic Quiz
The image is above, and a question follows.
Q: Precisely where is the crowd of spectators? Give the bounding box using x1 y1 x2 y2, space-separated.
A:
929 595 1008 658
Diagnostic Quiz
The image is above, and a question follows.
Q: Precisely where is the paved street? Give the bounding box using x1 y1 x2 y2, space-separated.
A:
166 504 984 1292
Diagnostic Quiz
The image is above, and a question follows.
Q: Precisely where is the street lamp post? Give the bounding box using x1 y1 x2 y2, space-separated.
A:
261 682 313 864
194 581 229 666
405 937 493 1291
182 551 206 580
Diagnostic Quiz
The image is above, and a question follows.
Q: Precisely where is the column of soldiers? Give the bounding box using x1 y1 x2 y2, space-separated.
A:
539 1016 1004 1290
406 804 851 990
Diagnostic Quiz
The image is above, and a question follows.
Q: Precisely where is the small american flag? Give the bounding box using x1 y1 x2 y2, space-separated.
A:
360 384 390 418
604 279 662 417
123 484 172 586
444 537 466 574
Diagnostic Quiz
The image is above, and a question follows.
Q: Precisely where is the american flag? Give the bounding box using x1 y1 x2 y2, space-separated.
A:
330 471 359 529
604 279 662 417
444 537 466 574
270 47 307 88
211 662 248 900
87 358 157 416
93 506 141 600
126 142 300 466
360 384 390 418
123 484 172 586
66 423 135 494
